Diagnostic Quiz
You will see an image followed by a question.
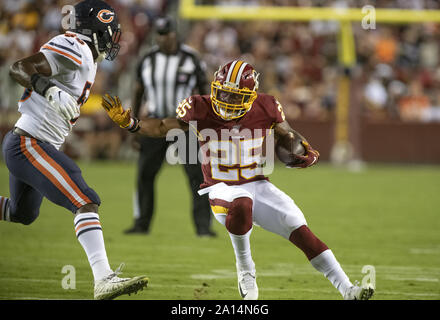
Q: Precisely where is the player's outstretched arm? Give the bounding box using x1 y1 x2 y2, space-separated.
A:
274 120 320 168
102 94 188 137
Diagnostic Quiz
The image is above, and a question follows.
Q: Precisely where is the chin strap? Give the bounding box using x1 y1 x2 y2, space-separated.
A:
93 33 106 62
96 52 106 63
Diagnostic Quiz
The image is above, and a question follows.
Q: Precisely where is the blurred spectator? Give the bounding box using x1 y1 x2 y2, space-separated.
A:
421 91 440 122
398 80 430 121
374 28 398 64
363 63 394 118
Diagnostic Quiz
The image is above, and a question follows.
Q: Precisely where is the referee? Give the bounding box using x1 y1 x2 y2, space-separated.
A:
125 16 216 237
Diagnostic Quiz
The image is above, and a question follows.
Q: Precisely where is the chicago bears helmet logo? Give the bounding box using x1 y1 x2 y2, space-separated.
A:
97 9 114 23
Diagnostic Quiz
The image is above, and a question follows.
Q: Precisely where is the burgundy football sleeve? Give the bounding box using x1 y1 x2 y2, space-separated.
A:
176 96 197 123
273 98 286 124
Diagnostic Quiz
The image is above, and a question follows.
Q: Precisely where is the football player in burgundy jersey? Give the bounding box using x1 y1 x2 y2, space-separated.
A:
102 60 374 300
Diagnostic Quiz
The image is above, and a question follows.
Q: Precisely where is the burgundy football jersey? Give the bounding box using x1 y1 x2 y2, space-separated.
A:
177 93 285 189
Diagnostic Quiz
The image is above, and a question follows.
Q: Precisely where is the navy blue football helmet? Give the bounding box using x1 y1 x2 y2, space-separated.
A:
72 0 121 61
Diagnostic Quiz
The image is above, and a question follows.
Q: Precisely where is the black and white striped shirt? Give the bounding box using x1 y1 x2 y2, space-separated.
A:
136 43 208 118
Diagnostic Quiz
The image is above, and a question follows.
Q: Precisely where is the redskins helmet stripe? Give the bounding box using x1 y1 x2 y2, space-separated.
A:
225 60 237 83
226 60 248 87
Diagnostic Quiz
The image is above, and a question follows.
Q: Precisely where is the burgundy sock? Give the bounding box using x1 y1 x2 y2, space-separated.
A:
289 225 329 260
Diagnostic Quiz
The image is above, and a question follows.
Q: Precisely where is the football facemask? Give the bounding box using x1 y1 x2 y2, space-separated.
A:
93 24 121 61
211 60 259 121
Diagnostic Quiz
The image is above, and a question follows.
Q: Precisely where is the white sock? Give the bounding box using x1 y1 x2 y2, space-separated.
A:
229 229 255 272
74 212 112 282
0 196 11 221
310 249 352 296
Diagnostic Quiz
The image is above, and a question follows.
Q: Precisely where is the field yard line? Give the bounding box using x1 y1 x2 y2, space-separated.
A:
269 263 440 273
369 291 440 298
409 248 440 254
342 264 440 272
385 276 439 282
0 278 89 283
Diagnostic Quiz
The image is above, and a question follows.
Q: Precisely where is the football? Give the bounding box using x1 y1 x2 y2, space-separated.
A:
275 133 306 166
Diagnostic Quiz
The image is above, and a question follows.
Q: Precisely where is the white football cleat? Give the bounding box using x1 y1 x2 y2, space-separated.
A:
343 283 375 300
237 270 258 300
94 264 149 300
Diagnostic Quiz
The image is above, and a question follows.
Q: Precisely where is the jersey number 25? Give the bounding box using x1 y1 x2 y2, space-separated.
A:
208 137 265 181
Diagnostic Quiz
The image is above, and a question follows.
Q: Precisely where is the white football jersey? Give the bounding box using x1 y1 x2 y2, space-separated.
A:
15 31 97 149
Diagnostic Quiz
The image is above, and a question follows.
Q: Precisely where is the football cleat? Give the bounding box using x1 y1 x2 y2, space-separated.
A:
94 263 149 300
343 282 375 300
237 270 258 300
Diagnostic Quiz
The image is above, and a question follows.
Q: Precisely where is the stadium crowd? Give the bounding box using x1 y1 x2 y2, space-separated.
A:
1 0 440 159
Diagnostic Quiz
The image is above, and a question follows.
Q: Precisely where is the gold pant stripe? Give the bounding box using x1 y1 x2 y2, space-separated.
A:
211 205 229 214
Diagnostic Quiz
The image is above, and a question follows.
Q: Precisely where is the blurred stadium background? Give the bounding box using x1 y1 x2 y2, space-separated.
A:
1 0 440 301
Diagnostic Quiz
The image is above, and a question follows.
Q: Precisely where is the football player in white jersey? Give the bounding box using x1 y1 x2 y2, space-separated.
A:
0 0 148 299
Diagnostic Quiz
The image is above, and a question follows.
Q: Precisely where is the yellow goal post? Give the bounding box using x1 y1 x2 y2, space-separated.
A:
180 0 440 24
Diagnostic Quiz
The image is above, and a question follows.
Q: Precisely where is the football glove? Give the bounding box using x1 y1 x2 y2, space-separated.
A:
286 141 320 169
101 94 140 132
45 86 80 121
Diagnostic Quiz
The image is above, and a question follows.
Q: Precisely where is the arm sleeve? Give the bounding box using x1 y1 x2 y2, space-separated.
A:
39 35 82 76
273 97 286 124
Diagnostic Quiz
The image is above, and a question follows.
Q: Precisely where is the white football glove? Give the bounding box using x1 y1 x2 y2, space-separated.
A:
45 86 80 121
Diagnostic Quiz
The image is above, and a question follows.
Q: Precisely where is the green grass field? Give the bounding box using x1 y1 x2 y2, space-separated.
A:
0 160 439 300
